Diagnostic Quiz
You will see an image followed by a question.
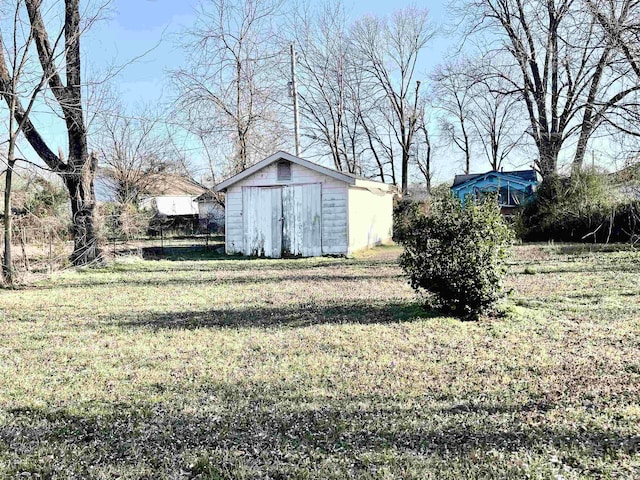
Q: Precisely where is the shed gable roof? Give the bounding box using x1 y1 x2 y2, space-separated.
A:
214 151 375 192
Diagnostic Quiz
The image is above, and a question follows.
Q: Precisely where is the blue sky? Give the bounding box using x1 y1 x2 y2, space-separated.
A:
76 0 462 183
17 0 466 184
88 0 451 106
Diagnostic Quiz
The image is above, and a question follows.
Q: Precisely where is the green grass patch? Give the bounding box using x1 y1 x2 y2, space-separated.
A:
0 244 638 478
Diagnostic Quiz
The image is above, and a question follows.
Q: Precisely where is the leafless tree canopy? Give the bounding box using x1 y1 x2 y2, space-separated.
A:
456 0 640 178
288 1 362 174
351 8 434 193
432 57 526 174
93 103 186 206
284 3 434 193
171 0 288 177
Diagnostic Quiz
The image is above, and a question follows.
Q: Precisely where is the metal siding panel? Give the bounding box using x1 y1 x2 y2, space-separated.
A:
282 187 293 254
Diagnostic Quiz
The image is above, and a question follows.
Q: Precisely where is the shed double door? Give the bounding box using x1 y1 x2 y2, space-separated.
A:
242 184 322 258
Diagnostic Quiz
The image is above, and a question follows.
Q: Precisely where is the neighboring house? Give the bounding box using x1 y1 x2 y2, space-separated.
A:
406 183 431 202
195 191 225 232
137 174 207 233
610 162 640 201
214 151 395 258
451 169 540 213
138 173 207 217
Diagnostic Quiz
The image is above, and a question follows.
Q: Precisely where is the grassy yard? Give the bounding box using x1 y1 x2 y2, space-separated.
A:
0 244 639 479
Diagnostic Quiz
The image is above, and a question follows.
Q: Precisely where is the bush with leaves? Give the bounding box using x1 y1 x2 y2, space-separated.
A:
398 192 514 319
393 198 428 244
24 177 68 219
517 170 640 242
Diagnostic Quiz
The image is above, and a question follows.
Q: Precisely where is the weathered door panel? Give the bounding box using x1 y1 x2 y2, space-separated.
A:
282 184 322 257
242 187 282 258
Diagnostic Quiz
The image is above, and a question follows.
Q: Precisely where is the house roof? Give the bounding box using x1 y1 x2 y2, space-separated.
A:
452 169 539 189
143 173 207 196
195 190 218 201
214 151 393 192
97 168 207 197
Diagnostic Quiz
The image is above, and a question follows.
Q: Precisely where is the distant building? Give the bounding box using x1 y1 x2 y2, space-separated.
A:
138 173 207 219
195 191 225 233
610 162 640 201
406 183 431 202
451 169 540 213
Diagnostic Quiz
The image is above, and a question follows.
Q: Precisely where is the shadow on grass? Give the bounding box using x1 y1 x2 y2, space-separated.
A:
89 256 400 275
33 268 405 290
140 245 349 262
141 246 237 261
516 263 640 275
3 387 638 478
34 274 402 290
103 300 433 330
551 243 637 255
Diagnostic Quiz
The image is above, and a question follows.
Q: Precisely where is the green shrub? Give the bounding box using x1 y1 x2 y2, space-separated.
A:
517 170 640 243
24 177 68 219
397 192 514 319
393 198 427 244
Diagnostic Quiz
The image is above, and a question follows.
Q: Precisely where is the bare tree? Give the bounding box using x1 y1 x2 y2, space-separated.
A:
93 103 183 206
351 8 434 194
172 0 287 177
289 1 353 172
464 59 528 171
0 0 109 266
356 99 396 182
469 78 525 171
587 1 640 75
0 1 29 284
0 0 68 283
432 60 474 174
414 117 434 194
462 0 640 178
586 1 640 138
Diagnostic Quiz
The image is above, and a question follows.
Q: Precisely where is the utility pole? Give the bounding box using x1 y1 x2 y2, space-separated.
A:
290 43 301 156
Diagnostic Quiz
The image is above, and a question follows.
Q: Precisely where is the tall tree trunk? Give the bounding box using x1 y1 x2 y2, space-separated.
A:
65 152 100 265
1 0 103 267
401 148 409 195
463 127 471 175
539 136 560 179
572 118 594 174
2 156 15 285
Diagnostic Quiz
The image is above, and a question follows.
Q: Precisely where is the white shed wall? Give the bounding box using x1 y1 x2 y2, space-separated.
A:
347 187 394 253
224 162 349 255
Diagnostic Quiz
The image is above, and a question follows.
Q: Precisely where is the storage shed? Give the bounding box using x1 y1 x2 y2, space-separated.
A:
214 151 395 257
